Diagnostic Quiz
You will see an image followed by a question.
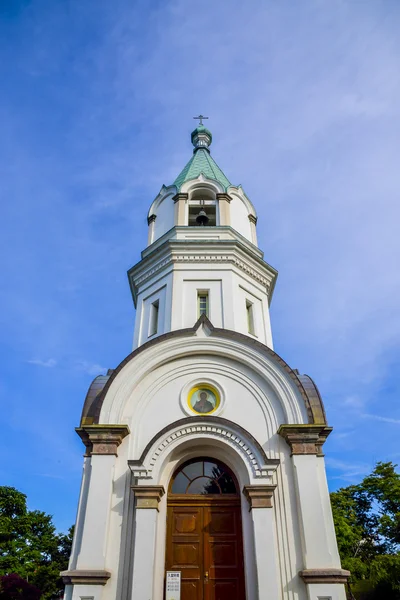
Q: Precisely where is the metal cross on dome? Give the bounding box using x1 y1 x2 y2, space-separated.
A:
193 114 209 126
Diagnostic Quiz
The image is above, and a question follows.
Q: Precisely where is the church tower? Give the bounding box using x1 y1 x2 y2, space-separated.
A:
62 123 350 600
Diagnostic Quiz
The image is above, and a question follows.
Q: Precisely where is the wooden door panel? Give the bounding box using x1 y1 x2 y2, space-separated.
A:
207 510 237 535
166 506 203 600
208 580 240 600
181 580 201 600
208 541 238 566
172 508 203 535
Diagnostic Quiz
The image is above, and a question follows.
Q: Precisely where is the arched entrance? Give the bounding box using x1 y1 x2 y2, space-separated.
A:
165 458 246 600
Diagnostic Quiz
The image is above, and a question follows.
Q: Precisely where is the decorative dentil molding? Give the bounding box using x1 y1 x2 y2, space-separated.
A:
129 423 279 480
131 252 271 291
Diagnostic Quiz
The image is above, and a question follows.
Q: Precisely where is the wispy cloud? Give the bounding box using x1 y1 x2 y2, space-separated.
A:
363 414 400 425
75 361 107 376
325 457 371 482
27 358 57 368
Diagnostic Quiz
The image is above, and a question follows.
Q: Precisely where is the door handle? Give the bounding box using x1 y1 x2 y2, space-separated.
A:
204 571 209 583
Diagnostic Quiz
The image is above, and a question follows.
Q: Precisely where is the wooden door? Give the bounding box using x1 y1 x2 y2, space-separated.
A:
204 505 245 600
166 502 245 600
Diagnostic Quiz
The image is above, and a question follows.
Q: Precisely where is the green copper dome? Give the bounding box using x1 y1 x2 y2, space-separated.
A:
191 125 213 145
174 126 231 191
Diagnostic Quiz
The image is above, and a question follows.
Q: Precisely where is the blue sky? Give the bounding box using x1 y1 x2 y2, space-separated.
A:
1 0 400 532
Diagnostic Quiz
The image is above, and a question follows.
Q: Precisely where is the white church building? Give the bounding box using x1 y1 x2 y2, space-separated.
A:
62 123 350 600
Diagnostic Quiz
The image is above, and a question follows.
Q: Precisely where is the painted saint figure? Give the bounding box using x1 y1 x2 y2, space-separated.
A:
192 390 214 413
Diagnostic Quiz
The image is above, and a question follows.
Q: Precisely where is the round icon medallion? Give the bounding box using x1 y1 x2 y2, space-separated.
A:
188 384 220 415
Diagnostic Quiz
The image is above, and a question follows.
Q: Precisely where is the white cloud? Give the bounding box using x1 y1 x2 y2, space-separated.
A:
27 358 57 368
75 361 107 376
363 414 400 425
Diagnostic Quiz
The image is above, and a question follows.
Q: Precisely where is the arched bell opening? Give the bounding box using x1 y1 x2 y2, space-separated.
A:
188 187 217 226
165 457 246 600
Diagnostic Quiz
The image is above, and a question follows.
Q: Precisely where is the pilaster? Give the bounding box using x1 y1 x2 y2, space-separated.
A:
147 214 156 245
216 192 231 226
243 485 281 599
279 424 348 599
130 485 165 600
173 192 188 226
248 213 258 245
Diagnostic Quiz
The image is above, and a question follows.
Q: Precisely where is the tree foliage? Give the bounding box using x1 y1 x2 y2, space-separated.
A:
331 462 400 599
0 487 73 599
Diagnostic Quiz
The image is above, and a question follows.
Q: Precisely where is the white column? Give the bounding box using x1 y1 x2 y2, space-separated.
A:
243 485 281 600
279 425 349 600
130 485 165 600
61 425 129 597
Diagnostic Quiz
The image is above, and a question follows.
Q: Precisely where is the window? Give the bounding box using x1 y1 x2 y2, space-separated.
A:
246 300 255 335
198 292 209 318
170 459 238 495
148 300 159 337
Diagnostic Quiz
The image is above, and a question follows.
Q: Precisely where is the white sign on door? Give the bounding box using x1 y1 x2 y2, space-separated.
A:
166 571 181 600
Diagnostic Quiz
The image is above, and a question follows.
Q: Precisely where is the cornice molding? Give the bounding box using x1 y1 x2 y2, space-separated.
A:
60 570 111 585
216 192 232 203
278 424 332 456
172 192 189 203
131 485 165 510
128 239 277 302
76 424 130 456
243 484 277 509
300 568 350 584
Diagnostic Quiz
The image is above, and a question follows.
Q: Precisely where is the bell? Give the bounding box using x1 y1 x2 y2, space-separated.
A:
196 208 209 226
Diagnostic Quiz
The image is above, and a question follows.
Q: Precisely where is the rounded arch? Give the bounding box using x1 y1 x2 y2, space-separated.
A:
228 185 257 219
128 415 279 486
169 457 239 495
147 184 177 220
181 175 225 196
81 320 326 429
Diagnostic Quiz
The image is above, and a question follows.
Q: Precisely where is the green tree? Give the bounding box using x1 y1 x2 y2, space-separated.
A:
331 462 400 599
0 487 73 599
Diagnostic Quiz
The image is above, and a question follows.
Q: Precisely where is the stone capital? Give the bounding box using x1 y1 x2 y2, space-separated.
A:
278 425 332 456
76 424 130 456
172 192 189 203
300 568 350 584
60 569 111 585
132 485 165 510
248 214 257 225
216 192 232 203
243 484 277 509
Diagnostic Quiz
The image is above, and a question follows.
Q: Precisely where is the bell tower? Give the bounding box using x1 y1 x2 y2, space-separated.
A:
63 123 350 600
129 124 276 349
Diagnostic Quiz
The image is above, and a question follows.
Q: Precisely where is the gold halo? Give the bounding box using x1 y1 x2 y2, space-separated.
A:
188 384 220 415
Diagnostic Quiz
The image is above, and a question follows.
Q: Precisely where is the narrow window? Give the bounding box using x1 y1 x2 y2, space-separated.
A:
198 292 209 318
246 300 255 335
148 300 159 337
